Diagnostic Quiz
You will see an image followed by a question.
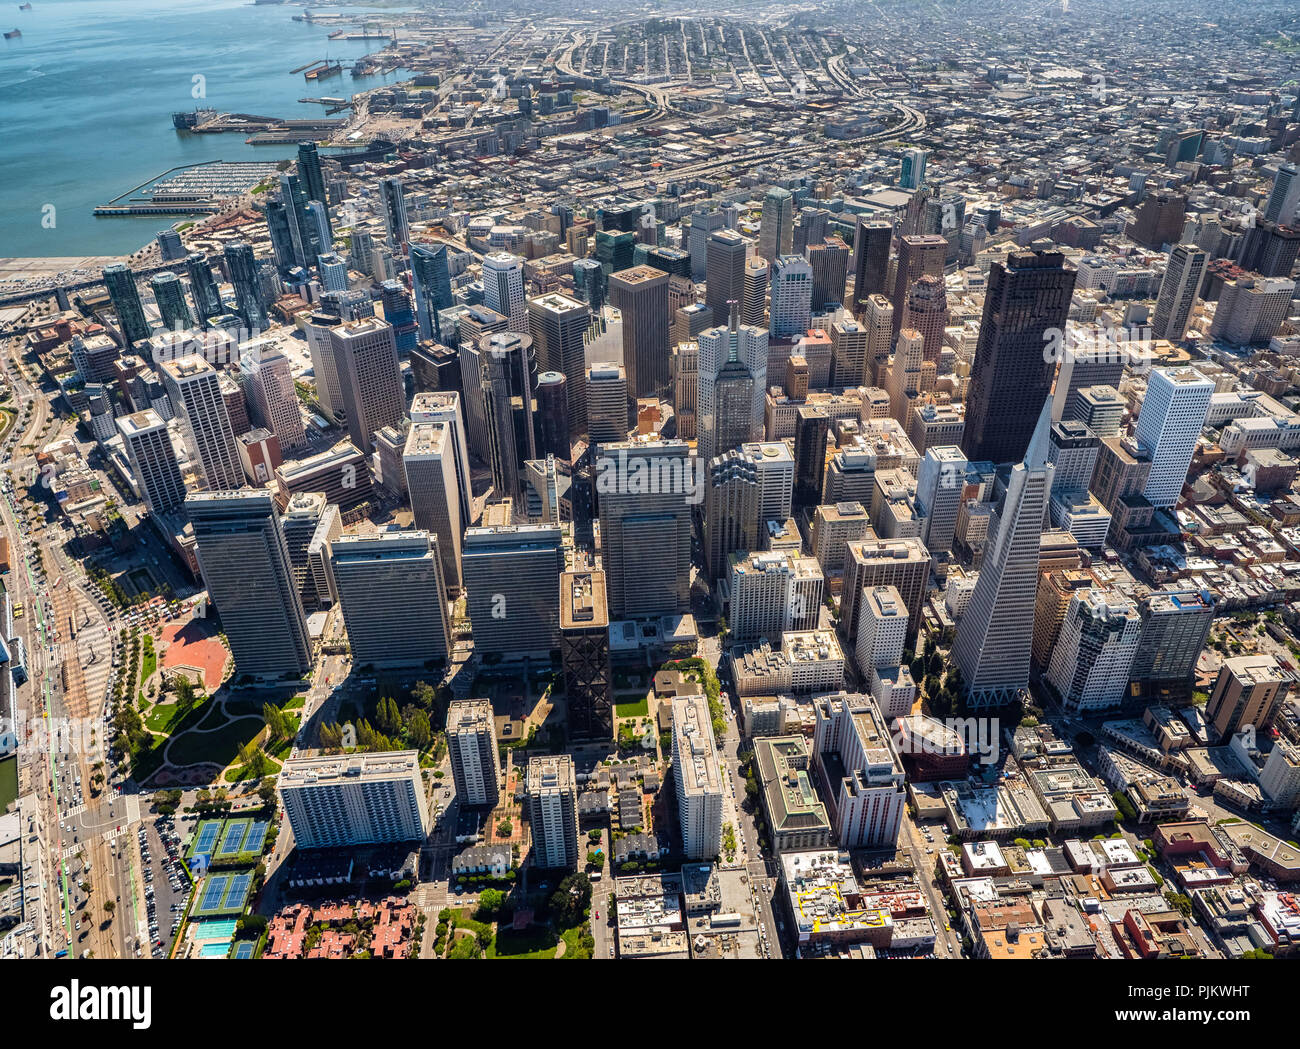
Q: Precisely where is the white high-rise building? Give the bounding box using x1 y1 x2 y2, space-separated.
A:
915 445 966 558
404 421 464 591
483 252 528 335
855 584 908 672
160 355 244 490
740 441 795 522
769 255 813 339
952 401 1055 707
279 751 430 848
117 409 186 514
1135 367 1212 509
1046 589 1142 713
728 550 823 642
1263 162 1300 225
526 754 578 871
1151 244 1207 342
672 694 724 860
697 308 768 463
409 392 473 531
812 693 906 848
447 700 501 808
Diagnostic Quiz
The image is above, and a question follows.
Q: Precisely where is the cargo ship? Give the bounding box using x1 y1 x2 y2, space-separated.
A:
3 27 20 37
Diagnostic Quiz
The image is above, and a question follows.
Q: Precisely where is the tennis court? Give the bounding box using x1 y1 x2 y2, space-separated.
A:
188 819 222 860
231 941 255 959
217 818 251 858
241 821 269 855
190 869 254 917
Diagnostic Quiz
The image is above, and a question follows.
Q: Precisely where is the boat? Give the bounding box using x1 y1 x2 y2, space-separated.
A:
3 27 20 37
18 4 32 11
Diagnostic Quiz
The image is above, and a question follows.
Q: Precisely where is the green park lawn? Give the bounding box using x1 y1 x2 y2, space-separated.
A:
614 694 650 718
487 925 558 959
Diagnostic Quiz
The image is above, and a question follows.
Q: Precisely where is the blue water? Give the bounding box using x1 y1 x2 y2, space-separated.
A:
0 0 407 257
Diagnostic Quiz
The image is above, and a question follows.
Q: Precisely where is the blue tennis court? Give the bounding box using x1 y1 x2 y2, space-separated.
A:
197 874 230 914
223 872 252 910
231 941 255 959
241 821 268 855
217 819 250 857
190 820 221 858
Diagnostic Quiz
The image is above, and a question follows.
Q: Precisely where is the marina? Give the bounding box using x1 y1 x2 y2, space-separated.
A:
92 160 282 217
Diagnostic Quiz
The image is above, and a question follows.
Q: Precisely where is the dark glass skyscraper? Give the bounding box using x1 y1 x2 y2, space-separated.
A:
150 271 192 331
223 241 269 333
852 217 892 310
962 250 1077 465
380 280 418 354
410 242 454 342
102 263 150 345
185 251 223 321
297 141 327 210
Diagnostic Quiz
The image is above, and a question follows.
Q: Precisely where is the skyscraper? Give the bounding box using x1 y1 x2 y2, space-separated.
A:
697 304 768 464
527 292 591 436
317 252 349 293
952 401 1055 707
159 355 244 490
278 752 430 849
479 331 528 498
535 371 570 461
793 405 830 508
102 264 150 345
410 242 454 342
482 251 528 334
560 570 613 741
742 257 769 327
901 274 947 364
1045 588 1142 714
380 279 418 354
758 187 795 261
597 440 693 618
240 344 306 453
378 176 409 250
899 148 928 190
769 255 813 340
586 362 629 444
962 250 1076 465
703 448 760 579
150 271 192 331
223 241 269 332
1135 367 1212 509
852 218 893 310
409 391 473 531
331 531 451 668
808 239 850 311
117 410 186 514
461 524 564 655
185 252 223 321
329 317 405 452
296 141 327 211
705 229 747 325
1127 191 1187 249
890 234 946 341
187 489 313 678
572 257 607 310
404 421 464 591
886 328 924 426
688 207 726 281
526 755 578 871
915 445 967 559
608 265 670 405
1151 243 1207 341
447 700 501 808
1263 162 1300 224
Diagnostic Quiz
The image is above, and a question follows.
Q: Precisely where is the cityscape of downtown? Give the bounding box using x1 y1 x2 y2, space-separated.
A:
2 0 1300 997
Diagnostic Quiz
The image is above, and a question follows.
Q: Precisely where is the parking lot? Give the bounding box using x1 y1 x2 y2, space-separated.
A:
136 816 193 958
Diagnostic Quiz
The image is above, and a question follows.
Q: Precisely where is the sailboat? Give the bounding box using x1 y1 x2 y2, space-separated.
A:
3 27 21 37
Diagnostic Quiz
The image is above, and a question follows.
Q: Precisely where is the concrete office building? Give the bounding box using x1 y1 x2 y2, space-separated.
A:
813 694 906 849
330 317 405 452
672 340 700 439
1205 655 1290 742
728 550 823 643
769 255 813 339
587 362 629 444
462 524 565 656
409 391 473 532
1046 589 1142 713
160 356 244 490
840 535 931 644
855 584 908 672
280 491 338 611
187 490 313 678
672 694 724 860
741 441 795 523
742 258 769 328
482 252 528 334
331 531 451 668
1152 244 1208 342
1129 588 1215 695
608 265 671 405
697 305 768 463
279 751 430 849
527 292 591 436
447 699 501 808
759 187 794 262
810 501 872 576
240 344 307 453
526 755 579 871
1135 367 1212 509
597 440 693 618
705 229 748 326
117 409 186 514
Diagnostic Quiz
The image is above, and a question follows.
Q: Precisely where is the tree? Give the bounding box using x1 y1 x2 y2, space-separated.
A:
448 935 481 959
549 872 592 929
406 708 432 750
375 697 401 737
476 889 506 919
